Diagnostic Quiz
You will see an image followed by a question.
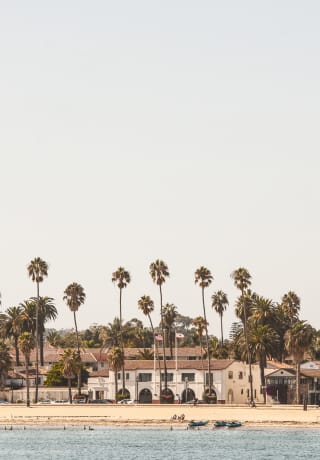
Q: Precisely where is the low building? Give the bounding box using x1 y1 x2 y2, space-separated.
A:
88 359 264 404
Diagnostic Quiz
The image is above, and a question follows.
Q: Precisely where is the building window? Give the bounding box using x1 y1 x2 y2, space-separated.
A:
228 371 233 379
238 372 243 380
161 373 174 382
117 372 121 380
182 373 195 382
139 373 152 382
254 390 257 399
126 373 130 380
205 373 213 385
241 389 244 395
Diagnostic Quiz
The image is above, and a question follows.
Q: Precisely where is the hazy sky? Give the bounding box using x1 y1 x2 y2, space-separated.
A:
1 1 319 337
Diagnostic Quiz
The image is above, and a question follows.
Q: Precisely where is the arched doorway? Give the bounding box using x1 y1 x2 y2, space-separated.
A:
160 388 174 404
139 388 152 404
203 388 217 404
181 388 195 403
227 389 234 404
116 388 130 402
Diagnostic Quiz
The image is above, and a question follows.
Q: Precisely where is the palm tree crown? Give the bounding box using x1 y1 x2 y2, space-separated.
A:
211 290 229 345
63 283 86 312
231 267 251 293
138 295 154 318
149 260 169 286
112 267 131 289
27 257 48 284
194 266 213 289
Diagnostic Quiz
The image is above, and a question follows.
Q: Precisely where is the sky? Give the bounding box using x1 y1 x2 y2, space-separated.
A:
0 1 319 337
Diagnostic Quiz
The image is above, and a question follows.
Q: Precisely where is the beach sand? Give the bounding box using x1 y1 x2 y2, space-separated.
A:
0 404 320 427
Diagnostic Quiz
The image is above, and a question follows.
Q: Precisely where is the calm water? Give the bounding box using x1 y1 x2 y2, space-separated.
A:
0 426 319 459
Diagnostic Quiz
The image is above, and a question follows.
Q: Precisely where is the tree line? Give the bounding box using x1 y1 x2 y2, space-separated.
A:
0 257 318 404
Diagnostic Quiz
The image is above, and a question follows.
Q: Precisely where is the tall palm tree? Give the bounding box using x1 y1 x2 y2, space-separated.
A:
108 346 124 401
211 290 229 345
31 297 57 366
18 332 35 407
192 316 208 389
249 322 279 403
112 267 131 398
285 320 314 404
281 291 300 325
60 348 80 404
195 266 213 399
3 306 23 365
231 267 254 403
0 341 12 390
27 257 48 403
149 259 170 397
63 282 86 395
163 303 178 358
138 295 162 394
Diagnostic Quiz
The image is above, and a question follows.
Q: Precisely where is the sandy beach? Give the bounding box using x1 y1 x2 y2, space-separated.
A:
0 404 319 427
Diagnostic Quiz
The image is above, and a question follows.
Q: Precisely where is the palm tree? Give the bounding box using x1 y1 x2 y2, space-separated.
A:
63 282 86 395
33 297 57 366
3 306 23 365
138 295 162 394
27 257 48 403
108 346 124 401
249 323 279 403
19 300 37 335
18 332 35 407
231 267 254 403
112 267 131 398
211 290 229 345
163 303 178 358
285 320 314 404
0 341 12 390
192 316 208 389
149 259 170 398
194 266 213 399
281 291 301 325
60 348 80 403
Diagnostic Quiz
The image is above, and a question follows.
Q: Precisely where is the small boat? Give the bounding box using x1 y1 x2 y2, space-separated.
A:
226 421 242 428
213 421 228 428
188 420 209 428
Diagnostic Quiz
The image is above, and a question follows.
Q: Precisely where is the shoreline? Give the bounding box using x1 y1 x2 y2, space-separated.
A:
1 404 320 428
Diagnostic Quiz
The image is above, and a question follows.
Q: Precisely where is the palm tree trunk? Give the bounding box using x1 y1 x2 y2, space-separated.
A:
296 361 301 404
14 336 20 366
242 292 254 403
68 378 72 404
159 285 168 393
119 288 125 396
25 355 30 407
114 367 118 400
202 287 212 396
35 282 40 404
220 314 224 346
199 335 205 391
259 356 266 404
73 311 81 395
148 313 162 397
39 330 44 366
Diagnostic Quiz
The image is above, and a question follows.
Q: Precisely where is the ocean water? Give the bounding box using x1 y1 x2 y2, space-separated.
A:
0 426 319 460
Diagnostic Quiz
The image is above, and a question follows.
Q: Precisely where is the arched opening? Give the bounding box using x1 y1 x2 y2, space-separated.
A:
116 388 130 402
160 388 174 404
227 389 234 404
139 388 152 404
203 388 217 404
181 388 195 403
